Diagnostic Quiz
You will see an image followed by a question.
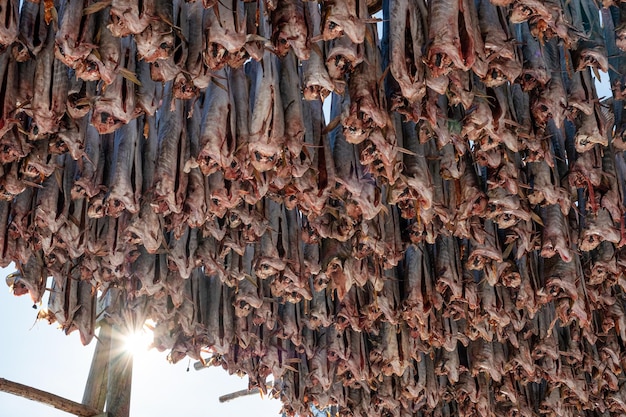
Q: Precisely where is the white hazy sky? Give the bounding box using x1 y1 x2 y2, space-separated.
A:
0 266 282 417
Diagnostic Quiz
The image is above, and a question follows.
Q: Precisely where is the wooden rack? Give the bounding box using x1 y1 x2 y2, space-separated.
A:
1 320 133 417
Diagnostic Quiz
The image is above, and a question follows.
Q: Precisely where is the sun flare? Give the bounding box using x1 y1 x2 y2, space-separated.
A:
123 327 154 355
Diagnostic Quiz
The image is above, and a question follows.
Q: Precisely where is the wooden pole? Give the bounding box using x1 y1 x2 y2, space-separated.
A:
218 380 279 403
0 377 102 417
218 388 261 403
105 324 133 417
83 321 113 410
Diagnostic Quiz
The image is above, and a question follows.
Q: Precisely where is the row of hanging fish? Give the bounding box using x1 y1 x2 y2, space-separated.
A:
2 0 626 416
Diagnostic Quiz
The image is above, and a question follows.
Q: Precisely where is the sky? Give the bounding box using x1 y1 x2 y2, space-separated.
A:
0 265 283 417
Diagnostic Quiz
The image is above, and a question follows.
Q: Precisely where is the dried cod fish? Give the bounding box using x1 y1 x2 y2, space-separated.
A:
302 1 335 100
248 50 285 172
106 117 142 216
90 36 137 134
197 69 236 176
389 0 427 104
153 83 188 215
271 0 309 60
0 0 19 50
55 0 97 69
32 24 68 135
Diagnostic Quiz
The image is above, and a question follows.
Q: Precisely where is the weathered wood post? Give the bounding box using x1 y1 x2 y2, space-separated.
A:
83 320 113 411
104 323 133 417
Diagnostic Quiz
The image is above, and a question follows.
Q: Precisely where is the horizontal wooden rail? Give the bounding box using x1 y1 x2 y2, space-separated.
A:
218 388 261 403
0 377 103 417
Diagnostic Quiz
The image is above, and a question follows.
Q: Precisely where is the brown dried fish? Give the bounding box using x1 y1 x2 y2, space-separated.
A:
197 69 236 176
90 36 137 134
106 117 142 216
55 0 96 68
248 51 285 172
203 0 247 70
390 0 427 104
302 1 335 100
32 26 68 135
152 84 188 215
0 0 19 50
272 0 309 60
0 49 19 139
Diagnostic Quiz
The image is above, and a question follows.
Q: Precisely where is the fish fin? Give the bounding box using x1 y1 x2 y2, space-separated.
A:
211 78 229 92
21 180 44 189
502 242 514 259
396 146 417 156
183 158 199 173
592 66 602 82
322 114 342 134
118 68 142 86
530 211 544 226
44 0 58 25
283 365 299 373
83 0 112 15
246 34 270 44
310 41 324 59
378 64 390 87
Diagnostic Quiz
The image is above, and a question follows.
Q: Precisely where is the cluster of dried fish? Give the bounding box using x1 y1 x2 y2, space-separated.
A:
3 0 626 415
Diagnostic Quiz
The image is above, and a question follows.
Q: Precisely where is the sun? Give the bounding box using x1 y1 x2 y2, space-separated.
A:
123 325 154 355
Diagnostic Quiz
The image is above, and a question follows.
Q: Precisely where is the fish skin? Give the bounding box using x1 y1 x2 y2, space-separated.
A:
280 51 306 163
203 0 248 71
90 36 138 134
540 204 573 262
302 1 335 100
197 68 236 176
32 25 68 136
516 21 550 91
0 0 19 50
109 0 155 37
426 0 472 77
106 117 142 216
184 0 209 90
15 0 50 58
152 83 188 216
0 51 21 152
390 0 427 104
321 0 366 44
271 0 309 60
136 60 163 116
55 0 96 68
72 123 107 200
248 50 285 173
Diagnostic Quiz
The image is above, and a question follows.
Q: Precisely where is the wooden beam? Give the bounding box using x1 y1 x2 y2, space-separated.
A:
218 388 261 403
218 381 277 403
105 324 133 417
0 377 101 417
83 321 112 410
